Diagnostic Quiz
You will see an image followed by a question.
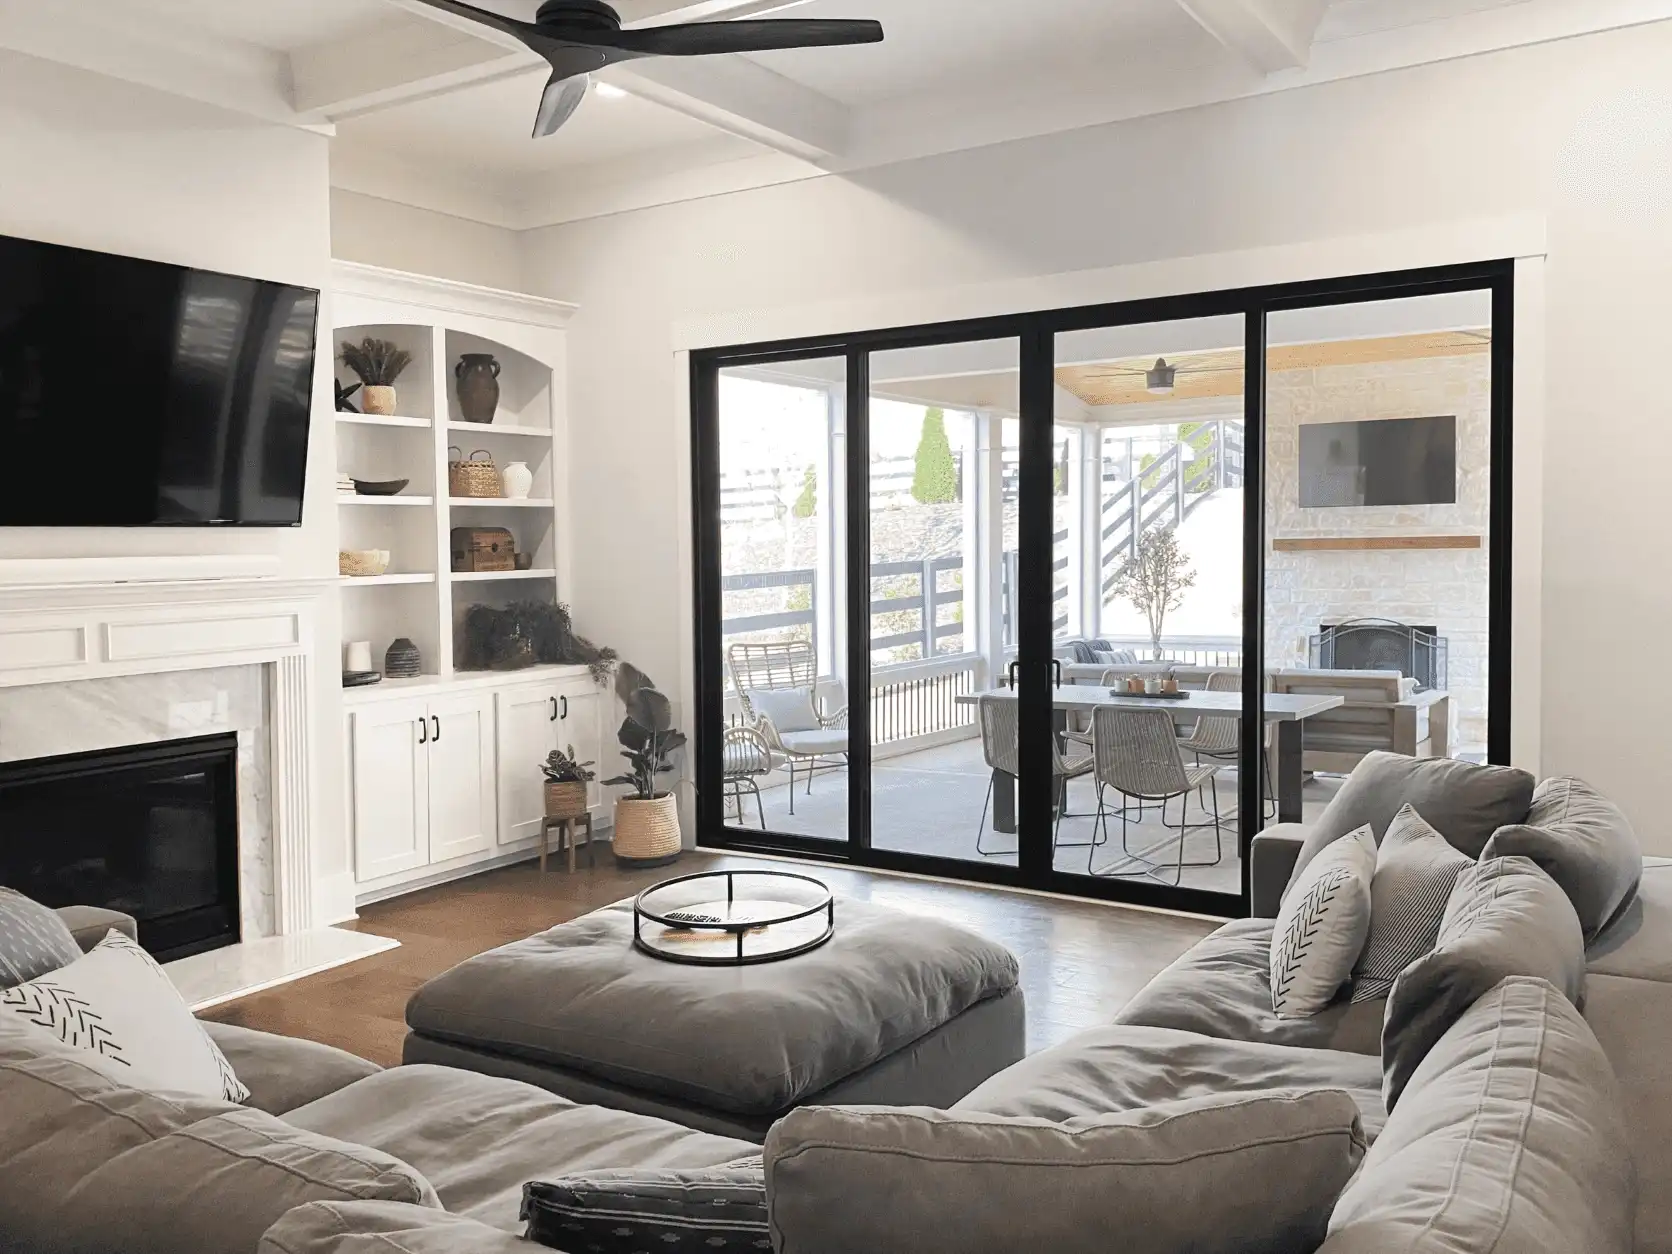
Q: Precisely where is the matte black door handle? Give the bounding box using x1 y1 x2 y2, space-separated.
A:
549 697 558 721
560 695 569 720
417 718 428 745
431 715 441 742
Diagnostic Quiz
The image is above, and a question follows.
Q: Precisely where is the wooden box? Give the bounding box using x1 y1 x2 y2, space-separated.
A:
451 527 516 573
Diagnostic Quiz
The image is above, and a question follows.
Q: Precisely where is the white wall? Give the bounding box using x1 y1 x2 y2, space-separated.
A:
0 51 355 912
331 189 525 293
517 21 1672 848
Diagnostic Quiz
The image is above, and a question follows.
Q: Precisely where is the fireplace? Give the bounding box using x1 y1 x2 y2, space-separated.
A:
0 734 241 962
1311 619 1449 692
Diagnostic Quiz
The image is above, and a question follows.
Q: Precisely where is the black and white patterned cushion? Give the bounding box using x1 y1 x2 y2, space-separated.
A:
0 929 248 1101
0 886 82 988
1351 804 1476 1003
522 1163 768 1253
1270 826 1376 1017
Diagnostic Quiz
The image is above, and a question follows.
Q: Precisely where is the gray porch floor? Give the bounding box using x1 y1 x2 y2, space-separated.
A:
724 735 1344 898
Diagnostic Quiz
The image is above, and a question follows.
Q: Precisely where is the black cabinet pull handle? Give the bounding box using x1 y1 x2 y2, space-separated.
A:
549 696 558 721
418 718 428 745
431 715 441 742
560 695 569 720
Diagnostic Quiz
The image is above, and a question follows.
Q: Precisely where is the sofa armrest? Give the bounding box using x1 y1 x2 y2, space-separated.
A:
55 906 138 952
200 1021 381 1115
1250 825 1310 918
261 1201 533 1254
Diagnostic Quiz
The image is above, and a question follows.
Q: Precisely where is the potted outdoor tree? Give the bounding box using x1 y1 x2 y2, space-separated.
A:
340 337 413 416
541 746 595 820
1112 526 1197 660
603 664 686 866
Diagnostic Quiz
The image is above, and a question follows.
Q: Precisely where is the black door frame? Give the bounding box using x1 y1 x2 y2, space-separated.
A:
691 259 1516 916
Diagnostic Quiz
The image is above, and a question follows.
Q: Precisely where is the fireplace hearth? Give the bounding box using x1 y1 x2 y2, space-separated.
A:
1311 619 1449 692
0 734 241 962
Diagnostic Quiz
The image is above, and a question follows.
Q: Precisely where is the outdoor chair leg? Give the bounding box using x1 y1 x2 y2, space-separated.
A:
787 761 796 815
975 778 1004 857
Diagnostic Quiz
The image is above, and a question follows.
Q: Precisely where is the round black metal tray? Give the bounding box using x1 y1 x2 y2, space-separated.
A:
632 869 834 966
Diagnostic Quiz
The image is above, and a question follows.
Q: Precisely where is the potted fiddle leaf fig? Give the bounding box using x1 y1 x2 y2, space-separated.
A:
602 663 685 866
541 746 595 821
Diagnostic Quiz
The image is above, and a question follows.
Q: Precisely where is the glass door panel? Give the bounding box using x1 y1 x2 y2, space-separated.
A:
1049 316 1248 903
715 359 849 844
1264 292 1495 831
866 340 1020 866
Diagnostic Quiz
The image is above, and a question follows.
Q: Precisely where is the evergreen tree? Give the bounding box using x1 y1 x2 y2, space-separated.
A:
911 408 958 504
792 463 817 518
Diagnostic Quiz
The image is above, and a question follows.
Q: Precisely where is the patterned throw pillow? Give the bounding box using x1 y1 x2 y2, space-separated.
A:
0 886 82 988
1351 805 1476 1003
1270 826 1376 1018
522 1163 768 1253
0 929 248 1102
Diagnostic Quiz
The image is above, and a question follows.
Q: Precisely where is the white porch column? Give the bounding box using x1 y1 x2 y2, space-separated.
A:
1080 426 1104 639
974 410 1006 685
816 382 845 685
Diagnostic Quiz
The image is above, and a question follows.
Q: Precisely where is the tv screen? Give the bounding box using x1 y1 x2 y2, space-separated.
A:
1298 415 1457 508
0 233 318 526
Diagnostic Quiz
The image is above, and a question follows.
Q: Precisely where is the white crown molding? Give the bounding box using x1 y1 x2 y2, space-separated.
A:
331 261 579 328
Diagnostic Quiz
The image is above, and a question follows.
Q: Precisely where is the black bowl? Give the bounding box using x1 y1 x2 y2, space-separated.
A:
353 479 410 496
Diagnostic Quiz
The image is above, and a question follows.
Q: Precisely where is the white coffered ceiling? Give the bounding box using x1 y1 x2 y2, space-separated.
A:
2 0 1667 229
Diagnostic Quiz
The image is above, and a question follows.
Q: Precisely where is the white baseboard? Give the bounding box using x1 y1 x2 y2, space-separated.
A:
315 872 361 927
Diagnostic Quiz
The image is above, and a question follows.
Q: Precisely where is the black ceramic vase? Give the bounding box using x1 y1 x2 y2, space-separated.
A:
456 354 501 424
385 637 422 679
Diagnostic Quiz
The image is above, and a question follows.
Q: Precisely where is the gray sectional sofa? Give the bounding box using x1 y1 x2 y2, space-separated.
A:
2 765 1662 1253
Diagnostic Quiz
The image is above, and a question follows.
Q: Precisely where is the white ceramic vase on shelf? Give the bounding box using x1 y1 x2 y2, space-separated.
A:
501 461 533 500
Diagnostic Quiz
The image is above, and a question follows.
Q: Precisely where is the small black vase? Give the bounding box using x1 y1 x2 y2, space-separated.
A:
456 354 501 424
385 637 422 679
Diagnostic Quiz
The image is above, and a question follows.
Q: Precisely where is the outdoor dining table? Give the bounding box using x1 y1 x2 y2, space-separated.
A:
955 685 1345 830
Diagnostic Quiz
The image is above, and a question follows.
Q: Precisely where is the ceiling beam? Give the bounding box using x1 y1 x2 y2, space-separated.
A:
1172 0 1327 72
290 17 537 119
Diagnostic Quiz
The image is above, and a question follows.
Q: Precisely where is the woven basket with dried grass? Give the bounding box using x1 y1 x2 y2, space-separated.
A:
448 448 502 498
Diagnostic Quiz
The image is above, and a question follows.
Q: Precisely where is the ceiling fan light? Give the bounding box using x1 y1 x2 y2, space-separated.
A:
1146 358 1177 395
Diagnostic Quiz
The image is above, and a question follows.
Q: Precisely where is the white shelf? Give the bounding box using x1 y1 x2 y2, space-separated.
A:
450 568 558 583
340 573 436 587
447 421 551 438
448 497 554 508
338 494 434 507
338 413 432 429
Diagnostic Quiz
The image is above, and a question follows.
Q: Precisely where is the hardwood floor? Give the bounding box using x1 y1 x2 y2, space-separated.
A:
202 852 1218 1065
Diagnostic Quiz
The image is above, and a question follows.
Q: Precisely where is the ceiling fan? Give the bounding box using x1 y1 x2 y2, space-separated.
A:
405 0 884 137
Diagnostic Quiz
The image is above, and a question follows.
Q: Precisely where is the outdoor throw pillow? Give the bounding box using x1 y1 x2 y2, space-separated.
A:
1271 826 1376 1018
1350 805 1475 1004
522 1164 768 1254
745 686 820 734
0 887 82 989
0 929 248 1102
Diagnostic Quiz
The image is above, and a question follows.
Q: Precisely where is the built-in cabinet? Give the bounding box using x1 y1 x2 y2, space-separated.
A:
494 674 604 849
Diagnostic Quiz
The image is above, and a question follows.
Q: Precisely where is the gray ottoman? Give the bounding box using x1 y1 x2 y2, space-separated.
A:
403 896 1025 1141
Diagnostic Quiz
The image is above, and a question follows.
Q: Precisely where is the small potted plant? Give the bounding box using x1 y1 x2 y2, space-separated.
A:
603 664 685 866
340 337 413 416
541 746 595 820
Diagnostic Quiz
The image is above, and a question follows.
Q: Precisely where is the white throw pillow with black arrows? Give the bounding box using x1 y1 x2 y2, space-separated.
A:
1270 826 1376 1018
0 929 246 1102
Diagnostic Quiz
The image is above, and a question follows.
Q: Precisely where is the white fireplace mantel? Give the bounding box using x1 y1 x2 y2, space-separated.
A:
0 573 335 937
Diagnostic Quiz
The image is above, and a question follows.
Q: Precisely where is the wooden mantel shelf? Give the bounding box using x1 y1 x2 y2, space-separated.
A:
1272 535 1483 553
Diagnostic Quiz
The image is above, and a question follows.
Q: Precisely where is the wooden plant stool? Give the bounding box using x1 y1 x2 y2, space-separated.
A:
539 812 596 873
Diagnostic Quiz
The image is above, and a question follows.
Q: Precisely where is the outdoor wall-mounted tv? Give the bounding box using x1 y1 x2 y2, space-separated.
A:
1298 415 1457 508
0 232 319 526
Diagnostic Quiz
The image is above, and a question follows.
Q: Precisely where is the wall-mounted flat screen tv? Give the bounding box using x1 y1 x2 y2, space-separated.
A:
0 233 318 526
1298 415 1457 508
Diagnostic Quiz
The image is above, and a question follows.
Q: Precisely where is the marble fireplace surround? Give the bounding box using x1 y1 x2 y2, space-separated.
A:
0 566 395 1007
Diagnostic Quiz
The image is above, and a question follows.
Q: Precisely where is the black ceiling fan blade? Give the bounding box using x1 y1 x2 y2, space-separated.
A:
402 0 546 44
606 18 884 56
533 72 591 137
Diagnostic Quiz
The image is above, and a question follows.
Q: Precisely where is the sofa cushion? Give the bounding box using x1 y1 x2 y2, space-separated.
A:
0 1017 237 1251
0 886 82 987
1589 858 1672 981
1286 752 1534 894
1350 805 1474 1003
1382 856 1585 1111
1584 973 1672 1254
1320 977 1634 1254
260 1201 564 1254
56 905 140 952
954 1022 1388 1141
284 1064 757 1232
404 897 1018 1117
765 1094 1367 1254
57 1106 439 1254
1271 826 1375 1018
1483 775 1642 940
522 1165 767 1254
203 1021 381 1116
1117 917 1385 1055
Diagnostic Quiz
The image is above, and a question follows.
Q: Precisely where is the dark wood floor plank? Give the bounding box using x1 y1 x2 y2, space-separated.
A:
203 852 1216 1068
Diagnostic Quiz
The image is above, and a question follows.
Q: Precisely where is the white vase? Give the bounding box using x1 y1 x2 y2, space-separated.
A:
502 461 533 500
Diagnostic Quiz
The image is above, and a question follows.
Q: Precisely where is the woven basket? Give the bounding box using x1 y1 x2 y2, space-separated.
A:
612 794 681 865
544 780 588 820
338 549 390 578
448 447 502 498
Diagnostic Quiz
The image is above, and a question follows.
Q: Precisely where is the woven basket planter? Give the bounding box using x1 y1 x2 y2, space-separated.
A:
612 794 681 866
448 447 502 498
544 780 588 820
